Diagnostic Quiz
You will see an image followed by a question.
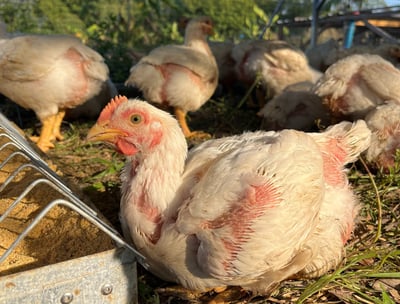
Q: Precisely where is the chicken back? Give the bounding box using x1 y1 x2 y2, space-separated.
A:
313 53 400 120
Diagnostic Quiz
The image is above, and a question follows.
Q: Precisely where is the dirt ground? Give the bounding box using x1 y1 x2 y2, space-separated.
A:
0 125 115 276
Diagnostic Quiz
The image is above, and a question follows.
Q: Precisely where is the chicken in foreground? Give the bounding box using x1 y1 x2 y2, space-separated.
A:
125 16 218 138
313 53 400 121
87 96 371 297
0 29 111 152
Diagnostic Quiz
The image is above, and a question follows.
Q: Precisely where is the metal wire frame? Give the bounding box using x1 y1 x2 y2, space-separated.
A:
0 112 148 269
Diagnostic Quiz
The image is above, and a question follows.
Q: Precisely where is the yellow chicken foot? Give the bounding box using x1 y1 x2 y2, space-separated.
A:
174 107 192 137
30 114 56 152
174 107 211 140
51 110 65 141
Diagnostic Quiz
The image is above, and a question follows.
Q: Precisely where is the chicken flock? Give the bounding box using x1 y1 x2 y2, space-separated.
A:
1 15 399 301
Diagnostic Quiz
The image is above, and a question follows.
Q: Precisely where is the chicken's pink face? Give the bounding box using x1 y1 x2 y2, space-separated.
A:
87 96 163 156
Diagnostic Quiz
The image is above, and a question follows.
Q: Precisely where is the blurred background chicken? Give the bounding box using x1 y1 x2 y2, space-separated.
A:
208 41 236 95
258 81 330 131
125 16 218 138
305 38 340 72
87 96 371 296
64 78 118 120
231 39 321 108
364 102 400 172
0 24 112 152
313 53 400 121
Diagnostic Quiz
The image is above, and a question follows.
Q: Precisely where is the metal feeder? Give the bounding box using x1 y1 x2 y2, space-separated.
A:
0 112 147 303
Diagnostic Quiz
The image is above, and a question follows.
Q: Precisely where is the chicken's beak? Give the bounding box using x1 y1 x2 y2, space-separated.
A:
86 122 126 143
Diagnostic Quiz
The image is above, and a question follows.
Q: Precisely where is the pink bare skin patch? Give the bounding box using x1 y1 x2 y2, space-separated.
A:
205 182 281 272
136 191 163 244
321 138 347 187
64 47 88 105
157 63 207 103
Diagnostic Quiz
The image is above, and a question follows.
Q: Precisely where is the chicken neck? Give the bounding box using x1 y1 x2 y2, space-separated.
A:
120 123 187 247
184 30 213 57
119 121 224 290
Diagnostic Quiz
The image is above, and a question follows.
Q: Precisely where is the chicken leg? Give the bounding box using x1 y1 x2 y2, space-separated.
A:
30 110 67 152
52 110 65 141
174 107 210 139
30 114 57 152
174 107 192 137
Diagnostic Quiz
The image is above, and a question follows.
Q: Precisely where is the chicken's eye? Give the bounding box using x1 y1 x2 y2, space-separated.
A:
130 114 142 124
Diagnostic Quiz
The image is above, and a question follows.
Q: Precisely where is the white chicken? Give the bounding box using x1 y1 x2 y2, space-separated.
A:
87 95 371 296
364 102 400 171
125 16 218 138
231 39 320 105
313 53 400 121
65 78 118 120
0 28 111 152
258 81 331 131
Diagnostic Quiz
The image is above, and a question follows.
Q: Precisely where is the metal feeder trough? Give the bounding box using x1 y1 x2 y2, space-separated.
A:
0 112 147 304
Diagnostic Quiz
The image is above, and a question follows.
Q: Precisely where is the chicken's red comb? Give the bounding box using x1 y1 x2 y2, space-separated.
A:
98 95 129 122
